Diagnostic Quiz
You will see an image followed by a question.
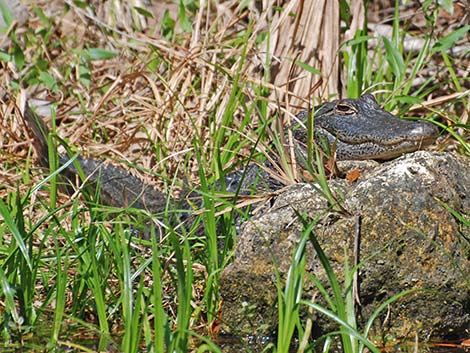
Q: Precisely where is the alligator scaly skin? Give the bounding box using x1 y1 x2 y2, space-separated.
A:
21 103 168 213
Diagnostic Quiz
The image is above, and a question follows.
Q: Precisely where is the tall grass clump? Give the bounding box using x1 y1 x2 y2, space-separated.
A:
273 215 317 353
271 215 422 353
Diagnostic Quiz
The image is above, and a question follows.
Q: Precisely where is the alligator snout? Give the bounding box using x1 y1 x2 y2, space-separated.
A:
408 121 439 147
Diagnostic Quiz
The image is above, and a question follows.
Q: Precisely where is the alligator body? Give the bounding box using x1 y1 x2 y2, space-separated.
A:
20 94 438 212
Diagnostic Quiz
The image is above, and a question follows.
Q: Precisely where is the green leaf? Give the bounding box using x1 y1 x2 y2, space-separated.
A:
35 58 48 71
185 0 199 13
431 25 470 54
295 60 321 75
78 63 91 88
84 47 118 61
255 31 268 45
0 267 22 324
339 0 351 24
72 0 88 9
382 36 405 81
178 2 192 33
392 95 422 105
342 34 372 48
39 71 59 93
134 6 154 19
161 9 175 40
0 0 14 30
32 5 51 26
0 198 33 271
438 0 453 15
0 51 11 62
13 43 24 70
147 57 160 71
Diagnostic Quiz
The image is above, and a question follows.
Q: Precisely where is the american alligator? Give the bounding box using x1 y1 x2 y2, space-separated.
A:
19 94 438 214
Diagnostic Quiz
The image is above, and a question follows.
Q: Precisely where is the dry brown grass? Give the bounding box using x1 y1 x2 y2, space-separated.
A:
1 0 344 201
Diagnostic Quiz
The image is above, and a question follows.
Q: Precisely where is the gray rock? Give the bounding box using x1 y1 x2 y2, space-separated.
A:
220 151 470 340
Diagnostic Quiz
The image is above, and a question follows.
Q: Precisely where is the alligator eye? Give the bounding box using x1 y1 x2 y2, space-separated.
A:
335 103 357 115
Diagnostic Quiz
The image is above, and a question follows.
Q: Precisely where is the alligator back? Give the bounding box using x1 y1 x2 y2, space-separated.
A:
21 104 168 213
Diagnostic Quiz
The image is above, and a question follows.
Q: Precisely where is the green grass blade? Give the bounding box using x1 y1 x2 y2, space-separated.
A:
276 219 309 353
361 288 419 343
151 232 168 353
382 36 405 85
0 266 22 324
306 230 353 352
431 25 470 55
301 300 380 353
0 0 14 30
0 198 33 271
437 198 470 226
51 242 67 346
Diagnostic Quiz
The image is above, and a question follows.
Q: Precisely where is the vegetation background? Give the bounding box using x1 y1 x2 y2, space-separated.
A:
0 0 469 352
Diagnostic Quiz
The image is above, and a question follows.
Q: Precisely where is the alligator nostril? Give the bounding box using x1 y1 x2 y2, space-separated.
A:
411 121 438 137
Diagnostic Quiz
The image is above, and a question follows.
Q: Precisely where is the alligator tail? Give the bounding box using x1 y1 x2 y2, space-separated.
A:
21 103 51 168
20 101 171 214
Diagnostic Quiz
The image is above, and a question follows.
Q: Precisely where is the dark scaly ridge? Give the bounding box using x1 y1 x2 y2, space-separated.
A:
21 103 169 213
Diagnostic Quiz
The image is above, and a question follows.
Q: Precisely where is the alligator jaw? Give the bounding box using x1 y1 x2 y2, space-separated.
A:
332 138 436 161
316 121 439 161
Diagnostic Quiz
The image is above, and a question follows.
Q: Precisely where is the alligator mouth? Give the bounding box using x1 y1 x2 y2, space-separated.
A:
406 133 438 148
348 131 438 148
352 140 434 160
318 121 439 161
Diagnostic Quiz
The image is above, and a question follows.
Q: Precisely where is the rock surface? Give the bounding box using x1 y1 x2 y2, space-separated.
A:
220 151 470 340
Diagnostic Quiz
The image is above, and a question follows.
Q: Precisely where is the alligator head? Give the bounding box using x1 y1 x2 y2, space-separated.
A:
298 94 439 161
